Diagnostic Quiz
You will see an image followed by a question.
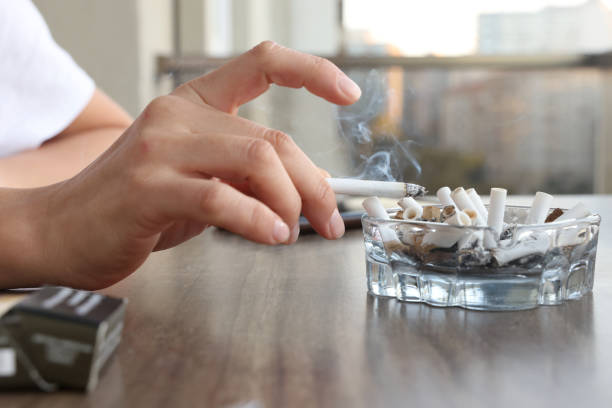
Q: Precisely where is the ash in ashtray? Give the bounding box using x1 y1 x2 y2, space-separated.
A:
363 187 594 271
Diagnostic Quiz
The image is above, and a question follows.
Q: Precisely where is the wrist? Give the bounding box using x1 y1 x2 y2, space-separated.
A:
0 187 50 288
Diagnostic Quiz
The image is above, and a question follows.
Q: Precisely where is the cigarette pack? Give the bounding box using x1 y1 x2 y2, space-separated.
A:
0 286 126 391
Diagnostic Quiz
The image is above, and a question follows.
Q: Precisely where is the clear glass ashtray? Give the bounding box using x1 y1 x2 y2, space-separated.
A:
362 205 601 311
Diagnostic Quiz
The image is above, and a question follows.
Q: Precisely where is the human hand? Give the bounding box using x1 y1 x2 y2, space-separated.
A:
26 42 361 289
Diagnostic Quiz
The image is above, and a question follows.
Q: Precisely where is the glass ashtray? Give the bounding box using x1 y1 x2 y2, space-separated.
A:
361 205 601 311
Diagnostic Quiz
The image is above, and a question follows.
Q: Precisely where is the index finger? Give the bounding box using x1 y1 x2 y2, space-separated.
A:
174 41 361 114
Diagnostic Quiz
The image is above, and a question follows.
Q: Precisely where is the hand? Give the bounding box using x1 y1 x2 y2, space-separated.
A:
23 42 361 289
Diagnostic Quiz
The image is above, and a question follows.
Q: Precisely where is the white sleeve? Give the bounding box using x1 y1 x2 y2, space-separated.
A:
0 0 95 157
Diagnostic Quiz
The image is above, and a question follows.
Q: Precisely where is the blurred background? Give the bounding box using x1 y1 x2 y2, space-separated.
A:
35 0 612 194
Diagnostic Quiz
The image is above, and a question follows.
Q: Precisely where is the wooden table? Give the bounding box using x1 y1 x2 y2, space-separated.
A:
3 195 612 407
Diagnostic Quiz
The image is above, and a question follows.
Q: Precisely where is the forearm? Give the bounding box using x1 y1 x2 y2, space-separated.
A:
0 187 48 288
0 127 125 188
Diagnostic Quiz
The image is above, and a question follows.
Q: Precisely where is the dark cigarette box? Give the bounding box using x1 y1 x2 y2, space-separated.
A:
0 286 127 391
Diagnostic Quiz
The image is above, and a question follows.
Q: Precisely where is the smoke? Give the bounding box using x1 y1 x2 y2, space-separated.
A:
336 70 421 182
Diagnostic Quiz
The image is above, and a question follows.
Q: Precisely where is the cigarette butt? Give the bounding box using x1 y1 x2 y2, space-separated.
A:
446 210 471 226
451 187 485 226
398 197 423 220
422 229 466 248
487 187 507 239
440 205 456 221
464 208 479 225
363 197 390 220
362 197 399 243
492 233 551 265
436 186 456 208
525 192 553 224
466 188 488 221
555 202 591 222
422 206 442 222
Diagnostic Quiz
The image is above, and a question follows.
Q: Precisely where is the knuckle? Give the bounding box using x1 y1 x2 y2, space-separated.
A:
246 138 276 164
311 55 327 71
198 183 225 212
263 129 295 153
312 176 335 204
247 203 268 229
250 40 280 61
142 96 170 119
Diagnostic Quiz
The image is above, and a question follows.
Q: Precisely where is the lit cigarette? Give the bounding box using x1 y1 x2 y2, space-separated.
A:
466 188 488 221
398 197 423 220
492 233 551 265
525 192 553 224
328 178 425 198
451 187 485 226
555 202 591 222
362 197 399 243
436 186 456 207
487 188 507 239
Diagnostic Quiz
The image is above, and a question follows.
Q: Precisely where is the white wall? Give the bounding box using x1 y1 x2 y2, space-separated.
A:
33 0 173 117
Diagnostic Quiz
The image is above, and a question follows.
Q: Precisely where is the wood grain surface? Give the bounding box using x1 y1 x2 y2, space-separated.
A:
2 196 612 408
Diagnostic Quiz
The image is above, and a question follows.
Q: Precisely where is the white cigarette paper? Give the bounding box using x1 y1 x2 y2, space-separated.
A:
446 210 471 226
328 178 424 198
492 233 551 265
436 186 456 208
362 197 399 243
525 192 553 224
421 210 471 248
398 197 423 220
466 188 488 221
487 188 507 239
555 202 591 222
451 187 485 226
459 230 483 250
553 203 593 246
422 228 467 248
464 209 479 225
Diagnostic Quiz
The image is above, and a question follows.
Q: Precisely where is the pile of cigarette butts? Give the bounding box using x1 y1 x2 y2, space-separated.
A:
363 187 593 267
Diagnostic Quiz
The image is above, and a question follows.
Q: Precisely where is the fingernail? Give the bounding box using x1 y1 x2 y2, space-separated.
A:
329 208 345 239
289 223 300 243
338 75 361 100
273 220 290 243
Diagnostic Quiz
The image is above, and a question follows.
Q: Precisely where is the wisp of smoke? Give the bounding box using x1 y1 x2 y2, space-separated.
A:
336 70 421 182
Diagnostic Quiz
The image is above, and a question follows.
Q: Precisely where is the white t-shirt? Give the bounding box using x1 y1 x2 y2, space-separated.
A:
0 0 95 157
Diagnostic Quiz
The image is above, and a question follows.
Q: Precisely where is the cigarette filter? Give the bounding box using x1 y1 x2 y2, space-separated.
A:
466 188 488 221
492 233 551 265
487 188 507 239
555 202 591 222
446 210 471 226
398 197 423 220
422 206 442 222
362 197 399 243
436 186 456 208
422 229 467 248
451 187 485 226
525 192 553 224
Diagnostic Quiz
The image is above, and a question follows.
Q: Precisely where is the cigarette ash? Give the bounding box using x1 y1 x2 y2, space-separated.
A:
336 70 421 183
363 188 595 272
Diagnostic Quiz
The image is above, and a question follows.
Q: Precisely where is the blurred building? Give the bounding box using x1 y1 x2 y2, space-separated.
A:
479 0 612 54
439 70 600 193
